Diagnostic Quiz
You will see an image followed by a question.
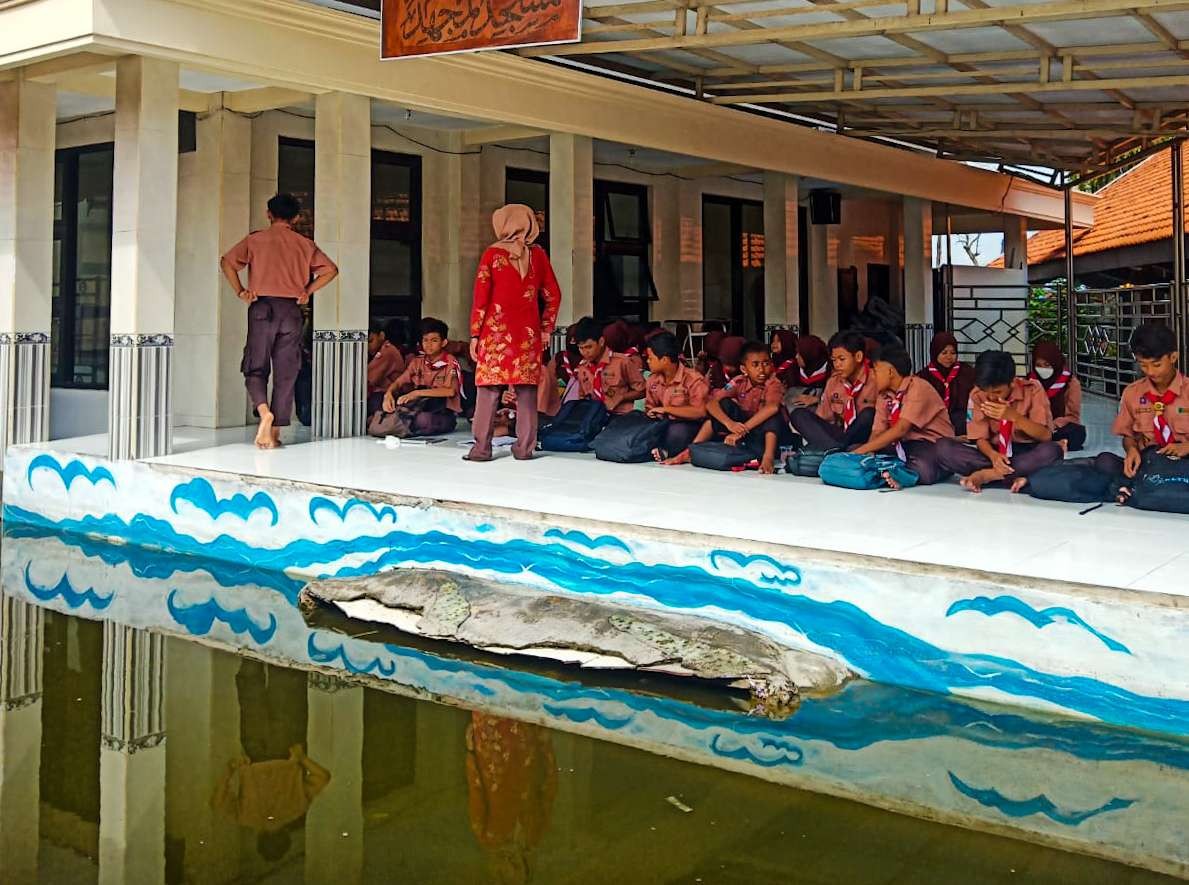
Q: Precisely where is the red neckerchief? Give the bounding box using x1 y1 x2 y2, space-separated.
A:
582 351 613 402
776 358 796 376
1032 368 1072 399
927 362 960 407
1149 385 1178 445
888 387 908 460
842 369 869 430
799 362 829 387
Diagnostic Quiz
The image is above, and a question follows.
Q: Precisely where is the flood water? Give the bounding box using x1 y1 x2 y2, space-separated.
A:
2 529 1187 884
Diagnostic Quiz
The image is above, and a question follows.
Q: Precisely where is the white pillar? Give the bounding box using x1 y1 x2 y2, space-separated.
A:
809 221 837 337
312 92 371 438
305 674 363 885
99 624 166 885
1002 214 1029 271
175 105 252 429
548 133 593 325
650 178 681 321
0 77 55 447
108 56 180 459
0 596 43 884
763 172 800 331
423 132 482 337
902 197 934 369
677 179 703 320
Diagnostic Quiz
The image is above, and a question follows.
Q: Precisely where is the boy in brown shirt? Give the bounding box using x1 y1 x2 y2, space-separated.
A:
221 193 338 449
643 332 711 461
935 350 1062 493
572 316 646 417
379 317 462 437
790 331 877 450
667 341 788 474
853 345 954 486
367 320 406 414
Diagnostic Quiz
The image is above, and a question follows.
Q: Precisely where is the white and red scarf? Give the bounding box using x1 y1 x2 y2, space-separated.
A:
799 361 830 387
927 363 960 407
1032 368 1072 400
582 352 613 402
842 370 869 430
428 355 464 398
1149 387 1178 445
887 388 908 461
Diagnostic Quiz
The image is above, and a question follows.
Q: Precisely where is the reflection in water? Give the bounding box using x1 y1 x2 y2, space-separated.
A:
3 529 1189 884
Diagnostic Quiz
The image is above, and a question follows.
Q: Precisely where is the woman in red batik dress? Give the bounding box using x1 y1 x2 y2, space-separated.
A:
466 204 562 462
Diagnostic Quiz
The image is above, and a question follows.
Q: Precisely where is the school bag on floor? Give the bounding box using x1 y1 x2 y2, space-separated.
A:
537 399 609 452
1127 450 1189 513
1026 460 1115 504
783 448 830 477
689 440 762 471
593 412 668 463
818 452 919 490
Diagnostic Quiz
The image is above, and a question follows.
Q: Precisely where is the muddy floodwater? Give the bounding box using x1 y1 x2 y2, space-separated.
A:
2 529 1187 884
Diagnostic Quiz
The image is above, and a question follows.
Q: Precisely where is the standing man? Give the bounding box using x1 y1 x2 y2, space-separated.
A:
220 194 338 449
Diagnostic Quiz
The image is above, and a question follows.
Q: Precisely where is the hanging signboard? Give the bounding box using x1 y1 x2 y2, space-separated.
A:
381 0 582 59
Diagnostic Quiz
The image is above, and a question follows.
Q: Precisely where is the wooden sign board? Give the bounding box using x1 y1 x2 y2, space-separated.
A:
382 0 582 59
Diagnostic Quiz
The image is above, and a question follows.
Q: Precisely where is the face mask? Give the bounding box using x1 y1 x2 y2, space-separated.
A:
1035 366 1055 380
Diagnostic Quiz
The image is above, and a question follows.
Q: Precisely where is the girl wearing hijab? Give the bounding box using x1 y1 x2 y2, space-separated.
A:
467 205 562 461
697 330 726 388
769 329 799 386
714 336 746 389
792 334 831 408
1031 340 1085 451
918 332 976 435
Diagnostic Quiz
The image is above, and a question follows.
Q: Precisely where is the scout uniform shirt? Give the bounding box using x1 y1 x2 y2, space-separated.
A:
967 378 1053 445
872 376 955 442
1112 371 1189 447
712 374 785 419
574 351 646 415
221 221 336 297
645 364 710 413
368 340 406 394
816 368 878 427
395 353 463 413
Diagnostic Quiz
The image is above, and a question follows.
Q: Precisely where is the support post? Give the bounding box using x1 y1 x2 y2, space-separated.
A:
763 172 800 331
1172 140 1186 359
0 595 44 884
902 197 934 370
808 221 836 338
548 133 594 325
109 57 180 459
1064 174 1077 362
305 674 363 885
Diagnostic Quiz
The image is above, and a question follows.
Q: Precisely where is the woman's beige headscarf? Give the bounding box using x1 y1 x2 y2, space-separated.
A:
491 204 540 275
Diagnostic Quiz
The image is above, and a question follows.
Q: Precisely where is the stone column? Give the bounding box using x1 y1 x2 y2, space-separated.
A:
99 623 166 885
902 197 934 369
763 172 800 331
0 596 44 884
423 131 482 336
108 56 180 459
305 673 363 885
312 92 371 438
676 179 703 320
174 104 251 429
0 77 55 447
548 133 593 325
1002 213 1029 271
809 221 837 337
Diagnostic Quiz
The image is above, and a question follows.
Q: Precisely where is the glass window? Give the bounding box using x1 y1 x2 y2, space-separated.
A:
52 145 113 389
277 138 315 238
594 180 656 323
371 151 423 333
505 168 549 252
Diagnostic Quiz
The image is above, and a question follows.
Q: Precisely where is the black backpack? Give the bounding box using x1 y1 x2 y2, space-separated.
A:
689 440 761 471
538 399 609 453
1128 450 1189 513
783 448 830 477
1026 460 1115 504
593 413 668 463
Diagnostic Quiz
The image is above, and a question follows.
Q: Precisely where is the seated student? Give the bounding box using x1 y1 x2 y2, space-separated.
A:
699 330 727 389
1031 341 1086 452
379 317 462 437
934 350 1063 493
602 320 645 372
790 331 877 450
669 341 787 474
499 350 562 437
770 329 799 386
571 316 646 418
789 334 831 409
641 332 711 461
714 336 746 390
367 320 406 415
1098 322 1189 488
852 345 954 486
918 332 975 435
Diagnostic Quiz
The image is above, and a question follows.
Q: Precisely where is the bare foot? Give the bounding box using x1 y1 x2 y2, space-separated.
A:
881 470 902 491
960 471 986 494
662 449 691 466
271 426 284 449
1057 438 1069 454
651 448 668 464
1010 476 1029 494
255 408 276 449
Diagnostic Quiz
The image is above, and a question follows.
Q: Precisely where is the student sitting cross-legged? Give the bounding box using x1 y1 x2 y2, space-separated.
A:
642 332 711 462
374 317 462 438
934 350 1063 493
918 331 975 435
571 315 646 420
1031 341 1086 452
851 345 954 487
790 330 877 450
667 341 787 474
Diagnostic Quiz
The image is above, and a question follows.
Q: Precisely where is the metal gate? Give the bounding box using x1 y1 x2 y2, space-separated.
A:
1068 284 1176 398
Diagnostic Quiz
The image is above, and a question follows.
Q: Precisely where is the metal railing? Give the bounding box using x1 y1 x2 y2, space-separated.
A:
1067 284 1174 398
945 281 1033 363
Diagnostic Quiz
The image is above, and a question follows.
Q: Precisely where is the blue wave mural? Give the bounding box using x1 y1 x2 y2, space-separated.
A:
710 733 805 768
309 496 397 525
307 634 397 676
26 454 115 491
5 503 1189 737
169 478 279 526
946 596 1131 654
709 550 803 589
166 591 278 645
948 772 1136 826
543 529 631 554
23 564 113 610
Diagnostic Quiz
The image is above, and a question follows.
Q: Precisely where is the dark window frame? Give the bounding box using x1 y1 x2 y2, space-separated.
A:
594 179 657 322
277 136 316 238
702 194 765 337
52 142 114 390
370 149 424 326
505 167 550 254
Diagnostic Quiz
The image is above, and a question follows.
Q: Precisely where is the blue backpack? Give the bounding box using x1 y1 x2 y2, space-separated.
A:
538 399 609 452
819 452 920 490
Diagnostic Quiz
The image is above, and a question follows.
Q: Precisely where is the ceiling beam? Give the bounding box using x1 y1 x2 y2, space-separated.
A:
462 125 547 146
668 160 755 177
222 86 316 113
55 71 209 112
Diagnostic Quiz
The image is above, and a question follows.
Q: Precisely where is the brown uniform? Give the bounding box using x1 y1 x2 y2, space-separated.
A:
936 378 1062 480
645 364 710 412
816 369 878 425
574 351 646 415
967 379 1053 447
791 368 878 449
396 354 464 414
1112 372 1189 447
713 375 785 419
368 341 406 394
873 376 955 442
